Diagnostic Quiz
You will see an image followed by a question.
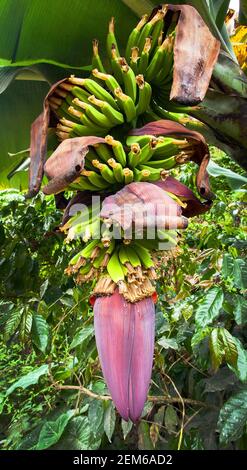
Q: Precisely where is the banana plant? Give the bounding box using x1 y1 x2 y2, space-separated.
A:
0 1 247 421
0 0 247 189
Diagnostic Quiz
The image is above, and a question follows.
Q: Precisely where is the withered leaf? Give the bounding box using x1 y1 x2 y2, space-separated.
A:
27 78 68 197
168 4 221 105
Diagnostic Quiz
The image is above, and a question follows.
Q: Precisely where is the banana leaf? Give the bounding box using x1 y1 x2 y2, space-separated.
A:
240 0 247 25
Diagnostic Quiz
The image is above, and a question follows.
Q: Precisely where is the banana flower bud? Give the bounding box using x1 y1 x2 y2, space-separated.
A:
94 289 155 422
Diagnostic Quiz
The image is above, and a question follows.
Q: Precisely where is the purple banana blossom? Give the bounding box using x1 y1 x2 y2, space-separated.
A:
94 289 155 422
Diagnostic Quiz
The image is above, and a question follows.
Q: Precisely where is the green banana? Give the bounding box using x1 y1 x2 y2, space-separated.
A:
133 168 151 181
107 17 120 60
136 75 152 115
106 239 116 255
72 98 113 128
58 82 74 92
110 44 124 84
107 158 124 183
145 37 171 82
92 160 116 184
118 245 130 265
138 165 162 181
88 94 124 126
138 37 152 74
81 170 110 189
93 247 107 269
133 243 154 269
68 105 105 131
83 218 101 242
107 249 125 283
123 168 134 184
94 142 114 163
137 9 165 52
152 34 175 85
55 101 80 123
125 246 141 267
126 135 153 147
69 75 118 110
153 138 188 159
128 143 141 168
70 86 90 103
125 14 148 61
149 18 164 54
92 39 106 73
138 139 158 164
140 155 177 170
69 176 99 191
105 136 127 166
92 69 120 94
114 88 136 122
57 123 73 133
85 148 101 171
121 63 137 102
69 251 84 266
79 239 101 259
78 263 91 276
61 117 104 137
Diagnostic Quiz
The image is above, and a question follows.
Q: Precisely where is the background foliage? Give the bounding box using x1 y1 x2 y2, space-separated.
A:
0 149 246 450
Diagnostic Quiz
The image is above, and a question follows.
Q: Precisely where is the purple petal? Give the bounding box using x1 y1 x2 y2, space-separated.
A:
154 176 212 217
129 120 213 200
94 290 155 422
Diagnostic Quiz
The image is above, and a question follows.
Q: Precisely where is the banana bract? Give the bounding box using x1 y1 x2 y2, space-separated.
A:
94 289 155 422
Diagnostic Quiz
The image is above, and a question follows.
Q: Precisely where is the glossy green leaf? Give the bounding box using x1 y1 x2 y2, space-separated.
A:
229 337 247 382
157 336 179 350
222 253 235 279
220 329 238 367
165 405 178 434
195 287 224 327
207 160 247 189
0 0 138 67
218 390 247 444
69 325 94 350
138 421 154 450
234 295 247 325
121 419 133 440
104 401 116 443
210 0 231 30
6 364 49 395
88 400 104 439
4 308 23 341
209 328 238 371
233 259 247 290
53 416 91 450
36 410 74 450
32 314 50 353
209 329 224 370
